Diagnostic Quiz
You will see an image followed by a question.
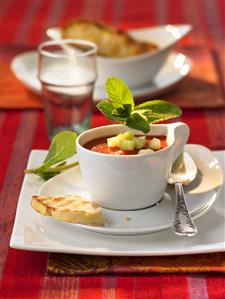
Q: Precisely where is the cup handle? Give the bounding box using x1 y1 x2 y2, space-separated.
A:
169 122 190 162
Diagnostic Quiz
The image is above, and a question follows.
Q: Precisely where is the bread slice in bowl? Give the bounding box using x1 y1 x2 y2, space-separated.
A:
62 19 158 57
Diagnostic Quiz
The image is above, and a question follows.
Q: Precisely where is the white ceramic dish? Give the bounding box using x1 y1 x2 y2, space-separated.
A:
47 24 192 87
76 123 189 210
11 51 191 101
10 145 225 255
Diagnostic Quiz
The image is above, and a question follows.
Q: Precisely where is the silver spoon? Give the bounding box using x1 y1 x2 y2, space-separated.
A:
168 152 198 236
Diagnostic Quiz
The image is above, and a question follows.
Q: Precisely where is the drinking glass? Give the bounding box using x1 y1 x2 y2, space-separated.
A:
38 39 97 139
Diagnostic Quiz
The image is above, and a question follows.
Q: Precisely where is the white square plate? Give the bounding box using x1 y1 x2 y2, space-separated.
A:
10 146 225 256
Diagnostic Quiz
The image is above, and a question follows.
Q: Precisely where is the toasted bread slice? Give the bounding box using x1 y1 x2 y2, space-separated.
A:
31 195 105 226
62 19 158 57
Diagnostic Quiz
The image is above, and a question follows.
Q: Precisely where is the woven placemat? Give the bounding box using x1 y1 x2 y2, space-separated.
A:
162 44 225 109
0 60 43 109
47 252 225 275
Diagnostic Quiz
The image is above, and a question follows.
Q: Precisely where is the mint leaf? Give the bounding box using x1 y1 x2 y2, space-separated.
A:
96 100 116 121
43 131 77 167
97 101 132 123
126 112 150 134
112 104 132 121
106 77 134 109
37 171 61 181
25 131 78 181
97 78 134 123
135 100 182 122
97 77 182 134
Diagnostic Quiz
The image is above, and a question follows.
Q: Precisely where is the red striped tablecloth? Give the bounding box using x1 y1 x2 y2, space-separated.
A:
0 1 225 298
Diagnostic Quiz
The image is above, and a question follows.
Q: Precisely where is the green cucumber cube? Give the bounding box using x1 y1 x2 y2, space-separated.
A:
134 136 146 149
120 139 135 151
123 131 134 140
107 136 120 148
117 133 127 142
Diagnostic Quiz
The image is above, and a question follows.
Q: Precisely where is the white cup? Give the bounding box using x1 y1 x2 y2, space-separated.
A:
76 122 189 210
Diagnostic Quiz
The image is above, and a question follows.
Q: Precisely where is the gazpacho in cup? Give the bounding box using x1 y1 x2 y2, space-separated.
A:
76 122 189 210
84 131 168 155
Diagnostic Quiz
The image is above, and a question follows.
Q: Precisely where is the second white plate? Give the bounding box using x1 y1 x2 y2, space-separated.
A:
38 144 223 236
11 51 191 101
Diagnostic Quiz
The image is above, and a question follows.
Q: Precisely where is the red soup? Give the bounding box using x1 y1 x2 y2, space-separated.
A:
84 135 167 155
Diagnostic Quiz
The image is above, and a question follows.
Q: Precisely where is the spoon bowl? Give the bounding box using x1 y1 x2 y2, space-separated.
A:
169 152 197 185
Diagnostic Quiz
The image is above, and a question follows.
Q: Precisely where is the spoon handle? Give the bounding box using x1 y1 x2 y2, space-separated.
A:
173 182 197 236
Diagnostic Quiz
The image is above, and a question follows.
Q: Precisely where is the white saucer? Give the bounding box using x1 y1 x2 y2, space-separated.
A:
10 145 225 256
38 145 223 236
11 51 191 101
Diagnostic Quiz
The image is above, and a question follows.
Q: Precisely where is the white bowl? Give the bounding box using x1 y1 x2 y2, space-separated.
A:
46 24 192 88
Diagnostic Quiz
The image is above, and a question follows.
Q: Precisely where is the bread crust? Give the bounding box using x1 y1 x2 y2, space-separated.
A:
31 195 105 226
62 19 158 57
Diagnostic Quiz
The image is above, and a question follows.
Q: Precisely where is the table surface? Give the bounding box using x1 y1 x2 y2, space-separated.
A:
0 0 225 298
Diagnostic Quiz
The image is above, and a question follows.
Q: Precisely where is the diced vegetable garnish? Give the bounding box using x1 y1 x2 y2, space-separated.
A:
107 131 161 152
120 139 135 151
123 131 134 140
138 149 154 155
107 136 120 148
149 138 161 150
134 136 146 149
107 131 136 149
117 133 127 142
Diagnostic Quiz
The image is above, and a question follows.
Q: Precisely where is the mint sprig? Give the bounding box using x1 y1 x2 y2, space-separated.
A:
105 77 135 109
25 131 78 180
97 77 182 134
